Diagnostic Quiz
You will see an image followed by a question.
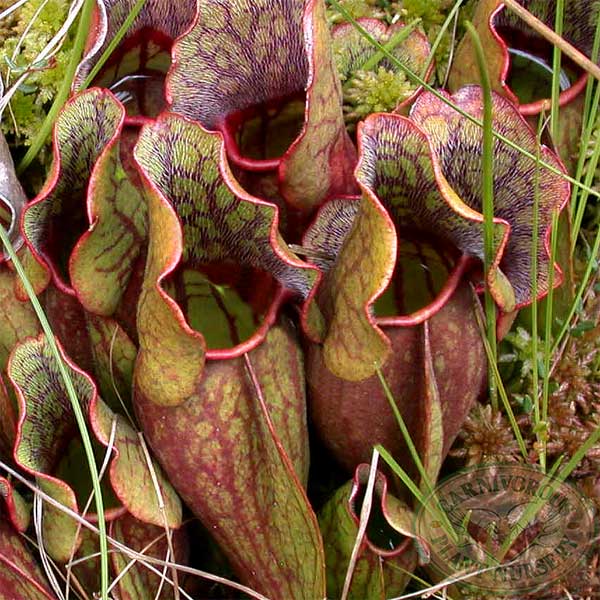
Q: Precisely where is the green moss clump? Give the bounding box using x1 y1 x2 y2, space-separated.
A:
0 0 75 149
326 0 387 24
342 66 414 125
400 0 454 26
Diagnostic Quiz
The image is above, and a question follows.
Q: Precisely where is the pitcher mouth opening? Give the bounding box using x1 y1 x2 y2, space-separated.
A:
374 231 472 327
221 92 306 172
350 465 414 557
162 260 281 355
45 434 125 522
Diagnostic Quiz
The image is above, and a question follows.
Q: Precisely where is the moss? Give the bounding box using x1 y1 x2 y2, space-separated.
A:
0 0 75 149
326 0 387 24
400 0 454 26
326 0 452 26
342 66 415 126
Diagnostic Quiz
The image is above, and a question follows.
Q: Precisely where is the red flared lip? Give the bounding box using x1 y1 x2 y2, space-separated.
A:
411 86 570 311
22 88 127 299
164 0 311 177
354 110 511 337
205 287 290 360
491 2 588 116
166 0 354 215
124 114 155 127
9 333 126 524
133 112 321 361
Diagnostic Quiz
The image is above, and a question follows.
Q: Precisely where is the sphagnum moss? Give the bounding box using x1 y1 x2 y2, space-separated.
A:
0 0 74 149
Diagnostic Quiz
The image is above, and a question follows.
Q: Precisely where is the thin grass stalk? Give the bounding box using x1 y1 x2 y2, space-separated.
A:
108 325 136 426
21 532 91 600
529 115 543 464
570 79 600 252
421 0 464 80
581 16 600 123
571 82 600 249
0 458 271 600
64 418 117 600
375 445 459 547
375 365 434 494
0 0 86 117
389 559 520 600
464 21 497 410
34 495 66 600
18 0 96 173
441 1 462 88
327 0 600 202
6 0 51 74
0 227 110 600
0 0 29 21
138 432 180 600
104 528 168 597
552 222 600 355
540 0 566 470
574 94 600 205
472 293 528 460
388 567 456 600
375 445 424 505
570 19 600 249
496 458 563 561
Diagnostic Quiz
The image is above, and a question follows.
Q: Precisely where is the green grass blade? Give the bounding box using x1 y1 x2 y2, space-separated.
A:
472 295 528 461
375 365 433 494
81 0 148 90
551 223 600 355
571 74 600 248
571 80 600 247
539 0 565 471
529 115 544 463
550 0 564 143
499 418 599 564
375 444 459 546
17 0 96 174
496 457 562 561
375 445 424 505
465 21 497 411
0 228 110 600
